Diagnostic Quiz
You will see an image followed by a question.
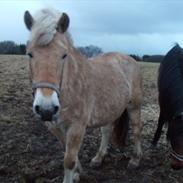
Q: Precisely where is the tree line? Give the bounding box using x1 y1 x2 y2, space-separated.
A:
0 41 26 55
0 40 164 62
0 41 103 58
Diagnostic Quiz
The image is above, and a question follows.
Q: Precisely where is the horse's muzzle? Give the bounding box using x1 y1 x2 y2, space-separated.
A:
171 156 183 170
33 89 60 121
34 105 59 121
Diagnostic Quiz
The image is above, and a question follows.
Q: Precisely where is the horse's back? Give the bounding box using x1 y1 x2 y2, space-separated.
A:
89 52 138 67
100 52 142 96
89 52 142 97
89 52 141 84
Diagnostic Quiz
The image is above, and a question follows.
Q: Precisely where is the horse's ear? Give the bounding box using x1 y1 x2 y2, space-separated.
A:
24 10 34 30
57 13 70 33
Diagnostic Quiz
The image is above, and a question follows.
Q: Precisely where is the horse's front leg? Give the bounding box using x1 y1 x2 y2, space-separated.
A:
63 124 86 183
91 124 112 166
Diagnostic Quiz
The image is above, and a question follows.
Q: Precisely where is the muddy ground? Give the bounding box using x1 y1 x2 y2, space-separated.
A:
0 55 183 183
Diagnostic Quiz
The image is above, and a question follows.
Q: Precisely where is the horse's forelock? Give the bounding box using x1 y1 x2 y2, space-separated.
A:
29 8 64 46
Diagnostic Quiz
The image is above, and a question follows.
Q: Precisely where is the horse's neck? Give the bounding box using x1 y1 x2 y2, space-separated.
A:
69 47 88 73
62 47 89 93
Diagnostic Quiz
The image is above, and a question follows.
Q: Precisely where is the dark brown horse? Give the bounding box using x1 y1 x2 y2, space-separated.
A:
152 44 183 170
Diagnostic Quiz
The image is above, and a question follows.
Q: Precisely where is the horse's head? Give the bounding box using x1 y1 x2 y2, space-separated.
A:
24 9 70 121
168 117 183 170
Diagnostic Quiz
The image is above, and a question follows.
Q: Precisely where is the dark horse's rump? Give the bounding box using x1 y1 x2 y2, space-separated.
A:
152 44 183 169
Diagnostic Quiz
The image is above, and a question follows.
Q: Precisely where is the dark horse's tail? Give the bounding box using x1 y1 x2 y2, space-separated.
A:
112 109 129 146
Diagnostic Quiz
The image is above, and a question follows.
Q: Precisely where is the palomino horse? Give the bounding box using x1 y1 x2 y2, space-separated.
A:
152 44 183 170
24 8 142 183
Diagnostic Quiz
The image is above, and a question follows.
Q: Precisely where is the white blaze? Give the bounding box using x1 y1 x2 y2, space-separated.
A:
33 88 60 114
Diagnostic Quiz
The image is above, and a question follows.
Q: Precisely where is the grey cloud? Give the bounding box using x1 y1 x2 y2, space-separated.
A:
68 1 183 34
1 0 183 55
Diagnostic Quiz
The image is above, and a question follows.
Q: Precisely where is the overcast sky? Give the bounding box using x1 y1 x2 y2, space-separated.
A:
0 0 183 55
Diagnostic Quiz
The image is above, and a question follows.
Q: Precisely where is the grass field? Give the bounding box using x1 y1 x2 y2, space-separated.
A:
0 55 182 183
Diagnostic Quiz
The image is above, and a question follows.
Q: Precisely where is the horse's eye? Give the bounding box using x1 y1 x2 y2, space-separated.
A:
62 54 67 59
27 53 33 58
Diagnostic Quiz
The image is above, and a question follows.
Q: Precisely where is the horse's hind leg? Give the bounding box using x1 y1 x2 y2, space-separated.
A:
91 124 112 166
127 103 142 169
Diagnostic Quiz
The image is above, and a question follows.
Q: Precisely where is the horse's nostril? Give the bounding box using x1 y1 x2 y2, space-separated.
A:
53 106 59 114
35 105 40 114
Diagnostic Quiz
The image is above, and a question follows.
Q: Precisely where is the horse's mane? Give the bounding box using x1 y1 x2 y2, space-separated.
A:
158 44 183 122
29 8 73 46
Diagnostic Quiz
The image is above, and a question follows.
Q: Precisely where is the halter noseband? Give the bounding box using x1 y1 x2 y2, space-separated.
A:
32 82 60 97
171 150 183 162
169 112 183 162
167 112 183 162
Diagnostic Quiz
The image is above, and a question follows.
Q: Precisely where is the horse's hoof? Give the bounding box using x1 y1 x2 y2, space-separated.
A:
73 172 80 183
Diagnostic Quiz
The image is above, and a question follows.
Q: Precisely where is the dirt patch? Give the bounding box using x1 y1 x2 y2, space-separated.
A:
0 55 183 183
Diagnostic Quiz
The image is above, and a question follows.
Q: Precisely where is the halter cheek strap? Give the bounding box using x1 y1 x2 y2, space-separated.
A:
32 82 60 97
171 150 183 162
30 55 67 98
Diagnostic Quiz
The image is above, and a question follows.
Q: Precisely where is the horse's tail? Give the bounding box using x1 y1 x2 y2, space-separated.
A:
112 108 129 146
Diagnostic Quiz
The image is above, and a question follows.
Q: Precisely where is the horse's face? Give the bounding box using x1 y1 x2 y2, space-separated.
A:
168 119 183 170
24 10 69 121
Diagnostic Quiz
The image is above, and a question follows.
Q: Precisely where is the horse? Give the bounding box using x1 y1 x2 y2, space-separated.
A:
152 44 183 170
24 8 142 183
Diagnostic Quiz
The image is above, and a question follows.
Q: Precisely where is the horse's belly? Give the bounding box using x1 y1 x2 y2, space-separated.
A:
87 92 130 128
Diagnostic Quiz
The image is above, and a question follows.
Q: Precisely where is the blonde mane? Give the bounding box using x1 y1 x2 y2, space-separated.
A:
29 8 72 46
